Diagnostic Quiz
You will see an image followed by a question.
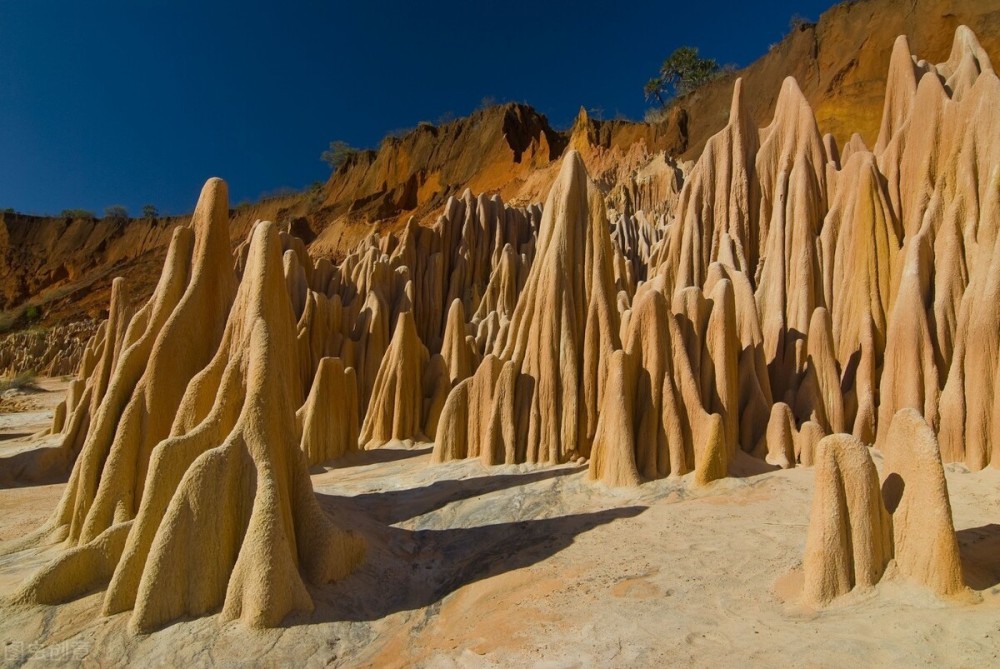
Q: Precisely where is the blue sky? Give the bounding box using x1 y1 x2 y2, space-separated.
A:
0 0 837 216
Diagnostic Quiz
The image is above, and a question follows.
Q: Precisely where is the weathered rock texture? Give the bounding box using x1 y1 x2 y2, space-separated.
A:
881 409 965 598
432 150 620 466
802 434 892 607
427 25 1000 502
673 0 1000 156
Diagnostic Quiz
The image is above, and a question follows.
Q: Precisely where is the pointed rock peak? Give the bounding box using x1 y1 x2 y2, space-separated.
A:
442 298 474 384
442 298 467 348
727 78 746 125
531 150 595 242
359 306 429 450
234 221 297 346
840 133 870 165
937 25 994 100
392 307 420 347
759 77 824 168
941 25 995 78
560 149 587 182
189 177 231 265
759 75 828 178
772 77 814 126
890 34 914 66
823 133 840 166
915 64 949 99
883 34 921 96
173 178 239 345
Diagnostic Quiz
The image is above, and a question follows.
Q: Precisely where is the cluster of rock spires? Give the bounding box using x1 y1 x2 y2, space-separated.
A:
0 319 97 377
3 181 364 632
1 25 997 628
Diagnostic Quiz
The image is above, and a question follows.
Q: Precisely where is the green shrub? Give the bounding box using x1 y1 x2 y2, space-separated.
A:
0 371 39 393
60 209 96 219
644 46 721 105
321 141 359 170
104 205 129 221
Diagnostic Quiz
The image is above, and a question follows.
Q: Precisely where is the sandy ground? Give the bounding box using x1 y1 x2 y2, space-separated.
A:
0 383 998 667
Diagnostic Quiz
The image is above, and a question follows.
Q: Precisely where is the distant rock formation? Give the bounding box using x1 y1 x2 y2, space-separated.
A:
0 319 97 377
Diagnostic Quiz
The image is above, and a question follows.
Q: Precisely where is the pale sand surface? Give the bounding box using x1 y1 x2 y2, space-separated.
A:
0 396 998 667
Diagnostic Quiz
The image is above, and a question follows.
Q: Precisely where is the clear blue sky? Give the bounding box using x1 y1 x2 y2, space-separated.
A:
0 0 837 216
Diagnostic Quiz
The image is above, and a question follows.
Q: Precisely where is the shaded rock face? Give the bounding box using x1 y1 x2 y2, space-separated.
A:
316 104 566 241
802 434 892 607
0 195 304 374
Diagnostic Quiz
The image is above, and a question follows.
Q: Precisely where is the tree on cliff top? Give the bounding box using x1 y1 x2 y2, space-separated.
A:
104 205 129 221
645 46 721 105
321 140 359 171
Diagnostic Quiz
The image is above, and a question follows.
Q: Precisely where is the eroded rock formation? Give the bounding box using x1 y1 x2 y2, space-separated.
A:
802 434 892 607
2 180 363 632
802 409 967 607
1 19 995 632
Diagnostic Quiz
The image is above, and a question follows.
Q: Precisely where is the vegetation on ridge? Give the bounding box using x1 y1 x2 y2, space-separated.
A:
644 46 723 105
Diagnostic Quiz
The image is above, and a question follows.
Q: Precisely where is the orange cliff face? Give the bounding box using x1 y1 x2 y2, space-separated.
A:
306 103 568 257
306 103 684 256
0 103 683 339
0 195 301 327
672 0 1000 157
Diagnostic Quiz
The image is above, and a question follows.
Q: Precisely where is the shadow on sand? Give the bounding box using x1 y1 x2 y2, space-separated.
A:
294 468 646 624
957 523 1000 590
0 444 70 488
309 446 433 474
322 465 586 525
